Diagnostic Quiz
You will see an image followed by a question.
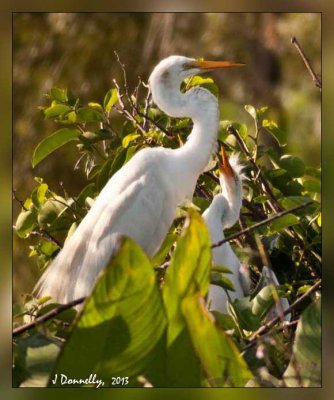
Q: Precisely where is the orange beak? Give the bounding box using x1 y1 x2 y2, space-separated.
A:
218 146 234 178
188 59 245 70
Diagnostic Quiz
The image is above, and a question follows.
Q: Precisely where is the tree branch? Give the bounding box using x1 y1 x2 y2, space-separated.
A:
244 279 321 351
13 297 86 337
291 36 321 90
211 200 313 249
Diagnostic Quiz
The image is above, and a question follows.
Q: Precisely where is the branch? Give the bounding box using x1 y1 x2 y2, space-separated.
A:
244 279 321 350
291 36 321 90
12 297 86 337
227 125 281 213
211 200 313 249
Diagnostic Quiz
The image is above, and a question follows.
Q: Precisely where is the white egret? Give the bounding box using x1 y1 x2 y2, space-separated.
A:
34 55 244 304
203 146 250 313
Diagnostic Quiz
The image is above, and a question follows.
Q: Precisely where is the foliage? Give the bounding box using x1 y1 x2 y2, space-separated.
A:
13 70 321 387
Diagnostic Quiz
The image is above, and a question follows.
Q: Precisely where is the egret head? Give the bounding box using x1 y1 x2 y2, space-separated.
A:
149 55 244 86
218 146 244 224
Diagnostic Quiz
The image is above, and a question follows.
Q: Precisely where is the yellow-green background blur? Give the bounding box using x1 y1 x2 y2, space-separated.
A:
1 1 333 399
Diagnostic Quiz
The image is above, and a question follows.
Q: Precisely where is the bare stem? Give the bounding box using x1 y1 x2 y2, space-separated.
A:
291 36 321 90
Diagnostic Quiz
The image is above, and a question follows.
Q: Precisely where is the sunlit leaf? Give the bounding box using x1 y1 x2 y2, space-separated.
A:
15 209 37 238
163 210 211 345
51 238 166 387
104 88 118 112
50 87 68 103
182 293 253 387
122 133 140 148
44 104 71 119
244 104 257 121
32 128 81 167
262 119 287 146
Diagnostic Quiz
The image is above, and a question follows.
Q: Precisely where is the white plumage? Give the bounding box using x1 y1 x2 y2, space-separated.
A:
35 55 244 304
203 147 250 313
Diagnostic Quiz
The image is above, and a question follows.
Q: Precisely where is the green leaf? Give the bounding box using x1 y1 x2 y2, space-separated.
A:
50 87 68 103
44 104 71 119
262 119 287 146
184 75 219 97
104 88 119 112
269 213 299 233
32 128 81 167
163 211 211 345
280 196 312 209
77 107 103 123
251 285 277 321
244 104 258 121
38 240 59 257
75 183 96 207
37 196 68 228
122 133 141 148
283 297 321 387
152 233 177 267
279 154 306 178
219 121 248 140
15 333 61 387
182 293 253 387
97 148 127 191
302 178 321 193
229 297 260 331
15 209 37 238
31 183 48 208
51 238 166 387
88 102 104 113
210 272 235 291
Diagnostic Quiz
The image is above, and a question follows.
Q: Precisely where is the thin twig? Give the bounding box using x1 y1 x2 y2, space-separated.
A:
254 235 288 335
211 200 313 249
227 125 281 213
244 279 321 349
13 297 86 337
29 230 62 248
291 36 321 90
13 190 27 210
243 320 298 353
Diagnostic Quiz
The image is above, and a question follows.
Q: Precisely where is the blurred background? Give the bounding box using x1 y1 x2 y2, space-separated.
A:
13 12 321 301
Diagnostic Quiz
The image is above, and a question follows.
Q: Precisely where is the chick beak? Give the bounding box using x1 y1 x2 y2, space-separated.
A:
218 146 234 179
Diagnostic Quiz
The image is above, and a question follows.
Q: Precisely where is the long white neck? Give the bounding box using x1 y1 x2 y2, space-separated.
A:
151 76 219 195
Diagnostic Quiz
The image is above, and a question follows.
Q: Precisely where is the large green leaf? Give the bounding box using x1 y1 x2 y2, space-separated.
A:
163 210 211 345
32 128 81 167
182 293 253 387
50 238 166 387
283 297 321 387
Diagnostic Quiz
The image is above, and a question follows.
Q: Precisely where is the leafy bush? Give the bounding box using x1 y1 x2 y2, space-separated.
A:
13 69 321 387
